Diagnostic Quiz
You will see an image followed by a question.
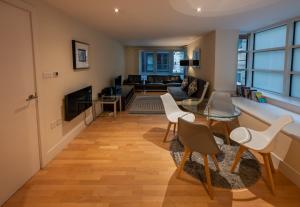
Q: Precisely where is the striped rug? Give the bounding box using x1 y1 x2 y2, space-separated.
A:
128 95 165 114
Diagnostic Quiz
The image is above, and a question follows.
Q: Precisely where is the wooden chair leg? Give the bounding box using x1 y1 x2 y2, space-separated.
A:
268 153 276 173
177 148 190 178
173 123 176 134
263 153 276 194
203 154 214 199
211 154 220 172
231 146 246 172
208 119 213 129
163 122 172 142
223 122 231 145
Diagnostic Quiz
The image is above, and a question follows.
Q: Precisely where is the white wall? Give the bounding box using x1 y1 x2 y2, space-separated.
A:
185 30 238 94
28 0 125 166
214 29 239 92
186 31 215 94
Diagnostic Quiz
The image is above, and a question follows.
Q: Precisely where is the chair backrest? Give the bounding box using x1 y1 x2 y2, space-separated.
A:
178 118 220 154
160 93 181 119
198 81 209 102
207 91 231 105
262 115 293 140
205 91 233 116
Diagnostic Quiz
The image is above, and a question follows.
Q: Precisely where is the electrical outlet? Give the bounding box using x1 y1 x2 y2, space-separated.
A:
43 72 59 79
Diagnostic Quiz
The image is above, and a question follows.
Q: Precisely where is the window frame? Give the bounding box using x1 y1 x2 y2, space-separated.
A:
251 24 287 94
236 35 249 86
156 51 170 72
238 17 300 99
290 19 300 97
140 49 186 75
144 52 155 73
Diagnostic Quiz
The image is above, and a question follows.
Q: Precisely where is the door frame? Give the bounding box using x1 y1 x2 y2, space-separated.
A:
1 0 43 168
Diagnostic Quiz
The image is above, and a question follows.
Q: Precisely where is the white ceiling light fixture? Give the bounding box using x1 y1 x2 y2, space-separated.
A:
169 0 281 17
114 8 119 14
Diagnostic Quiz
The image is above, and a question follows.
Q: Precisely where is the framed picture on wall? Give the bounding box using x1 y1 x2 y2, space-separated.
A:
72 40 89 69
193 48 200 60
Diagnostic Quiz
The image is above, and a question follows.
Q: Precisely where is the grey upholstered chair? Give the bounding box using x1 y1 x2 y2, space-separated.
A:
177 118 221 199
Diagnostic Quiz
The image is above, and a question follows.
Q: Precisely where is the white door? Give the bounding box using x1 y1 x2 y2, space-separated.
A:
0 0 40 205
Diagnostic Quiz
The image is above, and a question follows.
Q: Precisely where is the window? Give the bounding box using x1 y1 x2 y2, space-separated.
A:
254 26 287 50
236 37 248 85
294 21 300 45
157 52 169 72
291 21 300 98
140 50 185 75
173 51 185 73
144 52 154 72
236 19 300 99
252 25 287 93
253 72 284 93
291 75 300 98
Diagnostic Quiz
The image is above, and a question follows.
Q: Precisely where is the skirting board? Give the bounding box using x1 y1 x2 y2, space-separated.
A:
42 113 93 167
271 153 300 188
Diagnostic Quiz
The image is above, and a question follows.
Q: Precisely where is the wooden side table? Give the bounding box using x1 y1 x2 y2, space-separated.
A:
98 96 121 118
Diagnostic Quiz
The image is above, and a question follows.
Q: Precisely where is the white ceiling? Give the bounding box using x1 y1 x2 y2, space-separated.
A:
44 0 300 46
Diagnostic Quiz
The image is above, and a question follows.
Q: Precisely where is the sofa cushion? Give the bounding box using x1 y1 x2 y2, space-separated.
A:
155 76 164 83
167 87 189 101
147 83 164 86
193 79 207 98
169 75 181 82
127 75 141 83
181 78 189 90
147 75 163 83
188 79 198 96
166 82 181 87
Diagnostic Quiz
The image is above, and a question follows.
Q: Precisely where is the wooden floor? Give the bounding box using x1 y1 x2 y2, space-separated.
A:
4 106 300 206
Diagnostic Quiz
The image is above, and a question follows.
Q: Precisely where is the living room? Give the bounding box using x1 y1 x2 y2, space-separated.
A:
1 0 300 206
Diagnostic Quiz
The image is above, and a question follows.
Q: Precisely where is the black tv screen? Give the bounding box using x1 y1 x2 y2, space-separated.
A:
64 86 92 121
114 75 122 87
114 75 122 94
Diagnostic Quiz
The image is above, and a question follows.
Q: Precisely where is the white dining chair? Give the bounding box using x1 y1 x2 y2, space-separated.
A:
230 115 293 194
161 93 195 142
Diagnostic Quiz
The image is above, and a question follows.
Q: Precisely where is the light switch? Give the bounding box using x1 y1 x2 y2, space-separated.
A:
43 72 59 79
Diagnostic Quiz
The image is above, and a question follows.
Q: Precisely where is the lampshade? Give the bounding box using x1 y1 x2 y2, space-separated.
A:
180 60 200 67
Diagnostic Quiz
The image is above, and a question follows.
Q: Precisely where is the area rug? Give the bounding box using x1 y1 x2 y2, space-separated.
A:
170 137 261 189
128 95 165 114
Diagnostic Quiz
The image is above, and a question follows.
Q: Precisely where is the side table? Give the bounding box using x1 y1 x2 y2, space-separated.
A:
97 96 121 118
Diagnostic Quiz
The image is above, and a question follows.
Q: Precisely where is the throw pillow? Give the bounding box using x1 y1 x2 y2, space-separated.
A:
181 78 189 89
148 77 153 83
188 80 198 96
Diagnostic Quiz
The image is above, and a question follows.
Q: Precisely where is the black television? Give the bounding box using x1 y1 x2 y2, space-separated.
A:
114 75 122 87
64 86 92 121
114 75 122 94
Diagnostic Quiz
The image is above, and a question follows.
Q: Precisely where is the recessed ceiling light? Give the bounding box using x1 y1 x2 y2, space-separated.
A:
196 7 201 13
114 8 119 13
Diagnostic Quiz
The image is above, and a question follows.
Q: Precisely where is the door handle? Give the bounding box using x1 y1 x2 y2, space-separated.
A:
26 94 38 101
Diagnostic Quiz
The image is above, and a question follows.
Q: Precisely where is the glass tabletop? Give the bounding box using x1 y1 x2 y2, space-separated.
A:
99 96 118 103
181 98 241 119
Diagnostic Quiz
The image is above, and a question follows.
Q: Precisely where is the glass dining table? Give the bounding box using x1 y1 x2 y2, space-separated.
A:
181 97 241 144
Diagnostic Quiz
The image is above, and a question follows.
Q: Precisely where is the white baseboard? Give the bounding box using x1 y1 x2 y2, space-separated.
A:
271 153 300 188
42 113 93 167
